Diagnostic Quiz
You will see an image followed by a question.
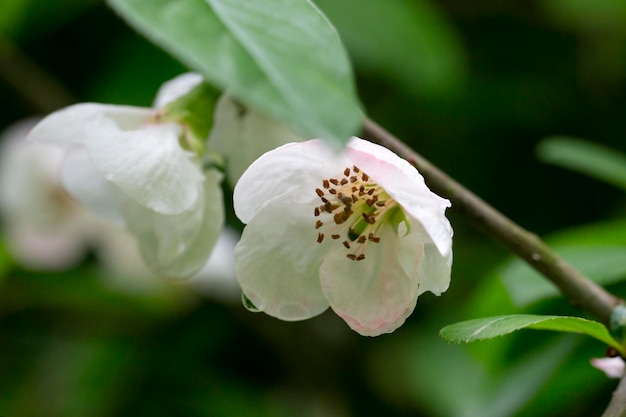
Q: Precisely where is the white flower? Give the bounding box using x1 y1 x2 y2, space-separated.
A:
591 357 625 379
26 73 224 278
233 137 453 336
0 118 89 270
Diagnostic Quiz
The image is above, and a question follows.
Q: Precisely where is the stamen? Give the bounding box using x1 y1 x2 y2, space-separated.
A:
350 176 357 183
342 241 351 249
330 178 339 185
340 178 349 185
331 234 340 239
346 254 357 260
329 188 337 195
351 194 358 202
315 220 323 229
334 212 346 224
358 236 367 243
353 166 360 173
316 188 324 197
314 207 320 216
323 179 330 189
367 188 375 195
356 254 366 261
344 168 350 176
362 173 369 181
317 233 324 243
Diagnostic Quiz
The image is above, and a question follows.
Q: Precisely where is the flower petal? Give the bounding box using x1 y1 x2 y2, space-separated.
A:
591 357 625 379
235 198 329 321
346 137 452 257
124 169 224 279
27 103 153 145
86 122 204 215
319 223 425 336
208 95 306 186
61 149 129 226
153 72 204 109
233 140 347 224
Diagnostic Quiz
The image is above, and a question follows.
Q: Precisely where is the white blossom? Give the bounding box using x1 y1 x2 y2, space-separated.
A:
233 137 452 336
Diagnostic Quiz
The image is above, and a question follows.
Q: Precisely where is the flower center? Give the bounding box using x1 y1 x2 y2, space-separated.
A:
313 165 400 261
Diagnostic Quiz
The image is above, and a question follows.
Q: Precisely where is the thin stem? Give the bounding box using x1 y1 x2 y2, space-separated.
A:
602 376 626 417
362 118 621 325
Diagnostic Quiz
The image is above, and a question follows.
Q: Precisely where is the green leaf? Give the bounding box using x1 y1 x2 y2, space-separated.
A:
499 219 626 306
537 136 626 190
107 0 362 145
440 314 624 355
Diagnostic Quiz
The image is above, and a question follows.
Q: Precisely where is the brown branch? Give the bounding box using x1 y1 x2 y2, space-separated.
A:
602 375 626 417
362 118 621 325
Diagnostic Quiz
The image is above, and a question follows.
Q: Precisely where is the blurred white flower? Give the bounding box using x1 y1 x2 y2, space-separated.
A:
233 137 453 336
26 73 224 278
0 118 89 270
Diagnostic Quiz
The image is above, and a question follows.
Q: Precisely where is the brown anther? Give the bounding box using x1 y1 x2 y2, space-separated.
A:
367 233 381 243
334 212 346 224
323 179 330 189
343 208 353 218
321 197 329 203
359 185 365 193
330 178 339 185
375 201 386 207
367 188 375 195
362 173 369 181
366 199 373 207
353 166 360 173
356 254 366 261
329 188 337 195
346 254 357 260
340 178 349 185
358 236 367 243
317 233 324 243
368 214 376 224
371 195 379 203
324 202 339 213
315 188 324 197
350 176 357 183
331 234 340 239
314 207 320 216
315 220 323 229
342 241 351 249
351 194 358 202
341 195 352 205
344 168 350 176
351 186 358 192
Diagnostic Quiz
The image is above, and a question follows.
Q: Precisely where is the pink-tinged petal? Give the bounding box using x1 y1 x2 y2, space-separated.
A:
234 140 347 223
346 137 452 257
27 103 152 145
319 223 425 336
153 73 204 109
123 170 224 279
591 357 625 379
86 122 204 215
235 198 329 321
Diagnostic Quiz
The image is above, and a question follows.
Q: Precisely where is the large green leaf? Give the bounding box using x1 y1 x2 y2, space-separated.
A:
538 136 626 190
107 0 362 145
440 314 624 354
499 219 626 306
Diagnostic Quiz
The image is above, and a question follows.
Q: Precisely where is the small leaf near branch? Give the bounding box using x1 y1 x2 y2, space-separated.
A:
440 314 625 355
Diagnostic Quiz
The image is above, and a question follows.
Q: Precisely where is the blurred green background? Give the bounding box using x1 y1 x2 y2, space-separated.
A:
1 0 626 416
